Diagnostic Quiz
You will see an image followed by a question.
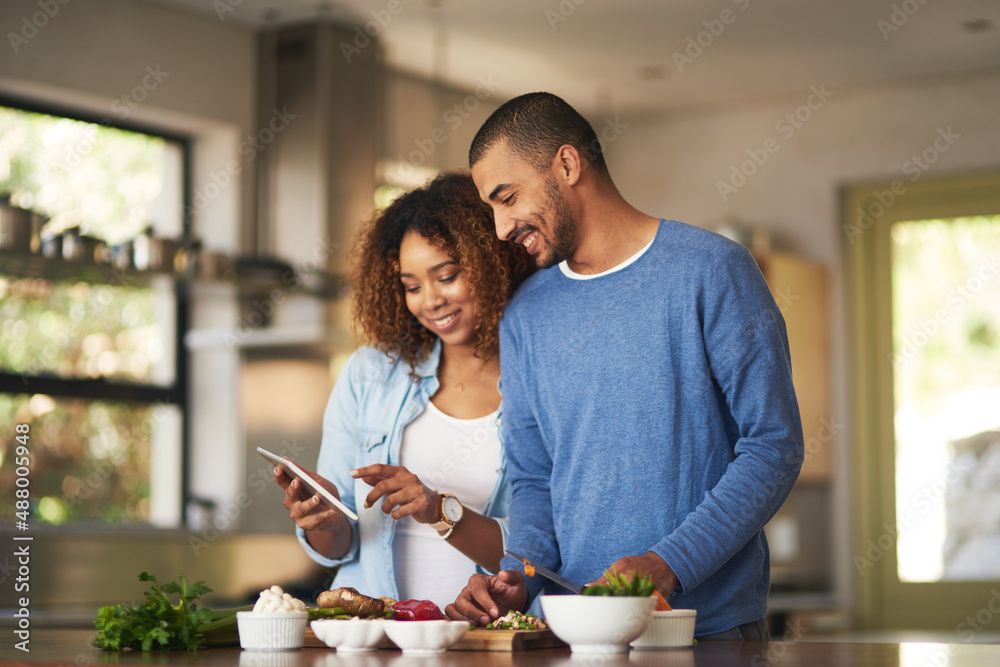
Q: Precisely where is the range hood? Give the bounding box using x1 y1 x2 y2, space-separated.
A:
232 20 379 346
253 21 378 272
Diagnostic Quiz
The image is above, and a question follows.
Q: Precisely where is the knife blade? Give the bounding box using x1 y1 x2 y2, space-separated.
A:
505 550 584 595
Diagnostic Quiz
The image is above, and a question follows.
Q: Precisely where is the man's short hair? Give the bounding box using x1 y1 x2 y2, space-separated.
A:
469 92 611 181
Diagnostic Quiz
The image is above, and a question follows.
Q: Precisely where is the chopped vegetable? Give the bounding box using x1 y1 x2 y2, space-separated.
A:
524 563 536 577
485 611 547 630
393 599 446 621
652 590 672 611
581 569 656 597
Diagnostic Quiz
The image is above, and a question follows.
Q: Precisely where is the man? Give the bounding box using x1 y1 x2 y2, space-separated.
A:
445 92 804 640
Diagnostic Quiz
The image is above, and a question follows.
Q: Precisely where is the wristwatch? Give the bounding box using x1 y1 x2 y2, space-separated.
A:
429 492 464 539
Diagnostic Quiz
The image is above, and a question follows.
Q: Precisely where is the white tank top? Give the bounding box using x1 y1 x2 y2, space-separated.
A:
391 400 502 608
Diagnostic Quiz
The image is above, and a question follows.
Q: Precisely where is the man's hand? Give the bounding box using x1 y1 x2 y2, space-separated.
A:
588 552 678 599
445 570 528 626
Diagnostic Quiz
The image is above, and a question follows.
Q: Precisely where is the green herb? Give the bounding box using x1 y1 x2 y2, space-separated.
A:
94 572 215 651
94 572 344 651
581 569 656 597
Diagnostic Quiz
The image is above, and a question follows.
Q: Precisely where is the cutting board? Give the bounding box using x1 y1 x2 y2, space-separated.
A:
450 628 565 651
304 627 565 651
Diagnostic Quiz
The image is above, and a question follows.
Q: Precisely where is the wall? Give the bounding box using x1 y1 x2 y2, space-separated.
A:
381 69 502 179
607 71 1000 617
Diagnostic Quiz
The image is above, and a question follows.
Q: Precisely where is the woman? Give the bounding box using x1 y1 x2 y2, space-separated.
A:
275 172 534 608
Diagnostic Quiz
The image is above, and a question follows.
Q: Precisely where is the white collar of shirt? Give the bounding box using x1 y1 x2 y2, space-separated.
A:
558 234 656 280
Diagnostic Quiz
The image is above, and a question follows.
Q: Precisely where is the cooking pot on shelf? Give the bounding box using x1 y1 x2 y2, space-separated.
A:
133 228 180 272
0 197 33 253
40 231 63 259
62 229 106 263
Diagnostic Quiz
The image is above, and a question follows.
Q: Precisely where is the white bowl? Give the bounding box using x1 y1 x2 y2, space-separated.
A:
381 619 469 654
630 609 697 649
310 618 386 651
540 595 655 654
237 611 309 650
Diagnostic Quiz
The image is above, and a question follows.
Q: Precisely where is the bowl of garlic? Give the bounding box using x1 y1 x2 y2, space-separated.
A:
237 586 309 650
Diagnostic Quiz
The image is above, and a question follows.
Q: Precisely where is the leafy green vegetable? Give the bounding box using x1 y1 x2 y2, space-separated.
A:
581 569 656 597
94 572 347 651
94 572 214 651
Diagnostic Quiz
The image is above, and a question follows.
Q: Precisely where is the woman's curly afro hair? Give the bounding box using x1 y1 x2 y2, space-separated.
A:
350 171 536 370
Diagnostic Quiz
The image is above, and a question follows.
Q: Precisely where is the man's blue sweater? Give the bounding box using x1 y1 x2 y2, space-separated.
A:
498 219 804 636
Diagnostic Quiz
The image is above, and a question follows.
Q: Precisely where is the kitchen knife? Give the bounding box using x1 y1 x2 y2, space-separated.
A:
505 550 584 595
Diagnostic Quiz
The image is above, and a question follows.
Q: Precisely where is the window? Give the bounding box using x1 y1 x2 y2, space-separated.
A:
0 99 189 528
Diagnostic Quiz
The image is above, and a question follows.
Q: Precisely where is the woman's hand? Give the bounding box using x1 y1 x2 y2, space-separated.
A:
275 466 348 533
350 464 439 523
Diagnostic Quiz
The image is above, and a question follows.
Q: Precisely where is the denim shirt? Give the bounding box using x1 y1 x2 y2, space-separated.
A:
296 341 510 599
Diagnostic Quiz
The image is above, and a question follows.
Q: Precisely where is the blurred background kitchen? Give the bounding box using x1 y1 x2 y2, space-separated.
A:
0 0 998 641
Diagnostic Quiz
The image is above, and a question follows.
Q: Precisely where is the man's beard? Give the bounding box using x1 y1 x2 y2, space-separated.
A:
535 177 576 269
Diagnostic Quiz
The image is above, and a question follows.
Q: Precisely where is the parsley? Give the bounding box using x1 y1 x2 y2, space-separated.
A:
93 572 214 651
581 569 656 597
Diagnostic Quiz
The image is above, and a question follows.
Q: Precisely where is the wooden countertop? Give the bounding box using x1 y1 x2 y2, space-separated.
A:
8 629 1000 666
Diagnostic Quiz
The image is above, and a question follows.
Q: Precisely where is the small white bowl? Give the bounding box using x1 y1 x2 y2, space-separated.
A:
541 595 655 654
237 611 309 650
310 618 386 651
630 609 697 649
381 619 469 654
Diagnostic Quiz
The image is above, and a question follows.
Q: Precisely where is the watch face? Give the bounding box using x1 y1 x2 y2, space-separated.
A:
442 495 464 523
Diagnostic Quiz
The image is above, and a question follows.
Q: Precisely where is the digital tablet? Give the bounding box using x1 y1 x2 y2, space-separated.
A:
257 447 359 522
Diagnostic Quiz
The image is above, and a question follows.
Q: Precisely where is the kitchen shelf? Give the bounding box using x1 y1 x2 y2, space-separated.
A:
0 250 348 300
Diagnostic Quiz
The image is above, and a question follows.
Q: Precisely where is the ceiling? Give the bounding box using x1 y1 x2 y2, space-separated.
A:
145 0 1000 115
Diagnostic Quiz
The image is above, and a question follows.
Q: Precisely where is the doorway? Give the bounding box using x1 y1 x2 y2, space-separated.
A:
846 170 1000 632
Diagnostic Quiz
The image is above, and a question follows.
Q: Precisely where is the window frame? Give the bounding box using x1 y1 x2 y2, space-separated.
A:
0 92 194 526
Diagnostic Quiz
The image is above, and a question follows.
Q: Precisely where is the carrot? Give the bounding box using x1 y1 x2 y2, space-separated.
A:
524 563 536 577
652 590 672 611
